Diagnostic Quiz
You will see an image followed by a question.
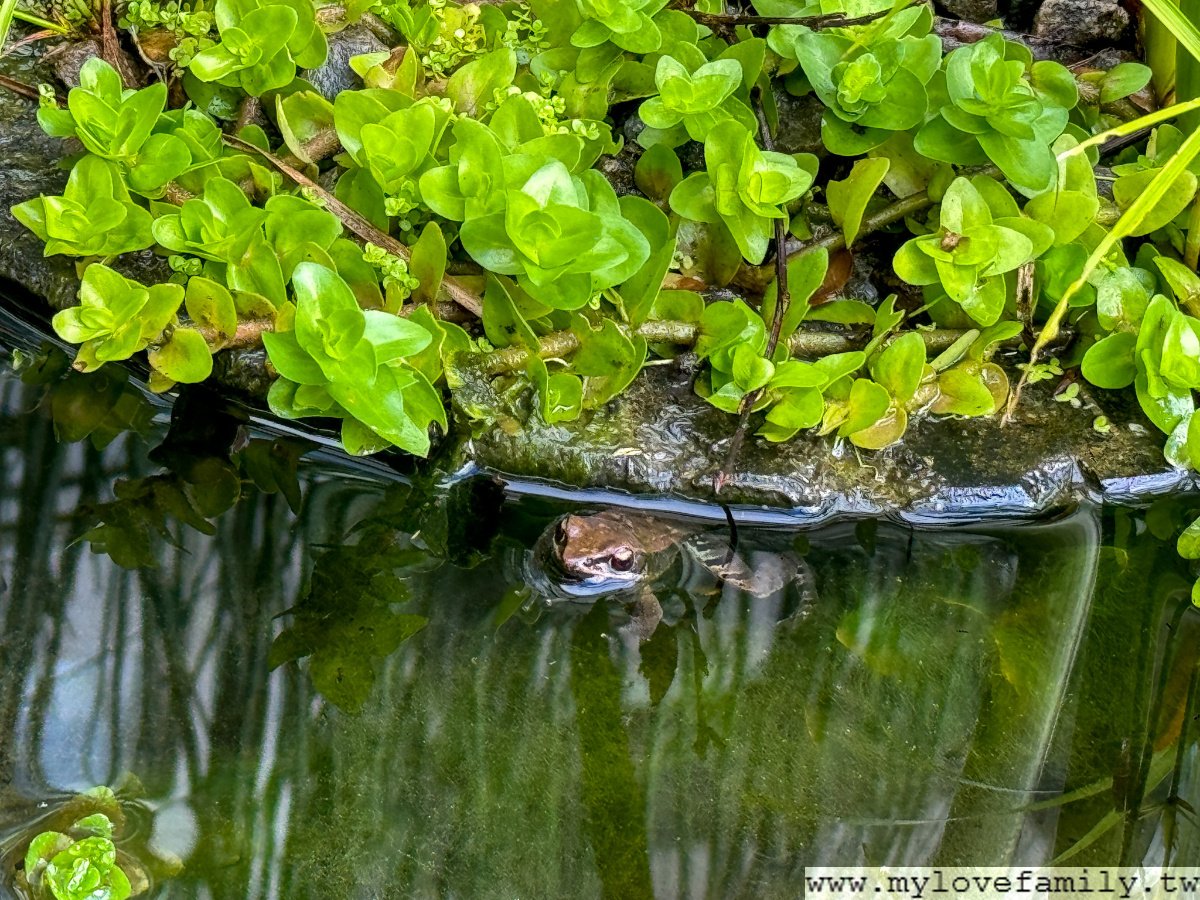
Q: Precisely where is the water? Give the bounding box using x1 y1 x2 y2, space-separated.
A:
0 319 1198 898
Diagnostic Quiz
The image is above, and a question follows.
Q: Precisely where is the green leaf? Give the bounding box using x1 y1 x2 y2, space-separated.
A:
185 276 237 348
869 332 925 403
1113 167 1198 235
761 387 824 441
838 378 890 436
731 344 774 392
932 367 996 416
483 276 539 349
409 222 446 307
447 47 517 116
826 157 890 246
148 327 213 383
572 317 647 407
1100 63 1152 103
634 142 683 200
1081 332 1137 389
528 355 583 423
362 310 433 363
263 330 326 384
276 90 336 164
1024 189 1099 246
1179 516 1200 559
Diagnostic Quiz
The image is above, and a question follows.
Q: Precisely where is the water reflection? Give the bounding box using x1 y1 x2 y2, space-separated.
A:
0 336 1198 898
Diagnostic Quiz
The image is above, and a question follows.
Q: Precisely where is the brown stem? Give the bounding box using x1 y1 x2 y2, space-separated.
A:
0 74 42 102
99 0 123 80
194 318 275 350
682 7 891 29
294 128 342 165
221 133 484 317
475 321 978 375
235 96 261 132
718 94 792 493
784 189 934 261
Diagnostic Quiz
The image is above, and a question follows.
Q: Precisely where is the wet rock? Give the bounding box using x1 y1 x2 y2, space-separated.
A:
936 0 997 26
453 362 1192 523
0 47 79 311
0 45 170 310
44 37 143 88
771 87 825 157
596 144 639 197
301 25 388 101
1033 0 1130 48
934 18 1094 62
211 348 276 400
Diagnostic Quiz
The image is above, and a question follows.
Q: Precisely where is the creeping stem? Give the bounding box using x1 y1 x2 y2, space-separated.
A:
475 322 980 377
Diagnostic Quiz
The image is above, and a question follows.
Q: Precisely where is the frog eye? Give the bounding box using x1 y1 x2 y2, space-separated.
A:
553 518 570 551
609 550 635 572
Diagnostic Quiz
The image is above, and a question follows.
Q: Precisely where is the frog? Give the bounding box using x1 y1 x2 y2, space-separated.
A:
528 508 811 639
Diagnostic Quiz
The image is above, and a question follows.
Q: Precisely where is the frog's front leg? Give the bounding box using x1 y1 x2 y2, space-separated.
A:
622 587 662 642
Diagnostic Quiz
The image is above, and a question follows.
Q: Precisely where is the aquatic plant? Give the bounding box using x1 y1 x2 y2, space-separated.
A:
8 0 1200 595
22 815 132 900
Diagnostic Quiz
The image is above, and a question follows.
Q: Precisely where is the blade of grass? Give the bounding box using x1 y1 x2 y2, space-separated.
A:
1143 0 1200 60
1178 0 1200 130
1007 120 1200 420
0 0 19 53
1059 96 1200 160
14 10 66 32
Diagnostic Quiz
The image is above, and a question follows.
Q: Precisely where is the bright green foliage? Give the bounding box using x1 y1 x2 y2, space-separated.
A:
771 9 941 155
572 0 669 54
36 58 191 196
343 97 449 221
50 264 220 386
120 0 215 37
757 352 864 442
894 176 1053 325
670 120 815 263
264 263 448 455
188 0 327 95
23 814 132 900
12 155 153 258
9 0 1200 526
694 299 770 412
915 34 1076 194
637 55 755 148
928 323 1020 416
1111 125 1200 236
826 157 890 246
52 266 180 369
459 159 650 309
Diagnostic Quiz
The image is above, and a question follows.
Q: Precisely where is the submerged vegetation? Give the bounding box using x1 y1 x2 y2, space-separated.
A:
5 0 1200 580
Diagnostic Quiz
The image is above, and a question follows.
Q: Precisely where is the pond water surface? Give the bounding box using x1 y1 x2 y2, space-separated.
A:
0 308 1198 899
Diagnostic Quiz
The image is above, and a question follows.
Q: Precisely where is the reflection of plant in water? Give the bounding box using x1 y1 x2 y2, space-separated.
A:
13 346 156 448
270 479 503 711
14 343 313 569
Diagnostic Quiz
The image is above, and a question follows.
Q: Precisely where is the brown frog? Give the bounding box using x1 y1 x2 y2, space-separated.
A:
534 509 800 600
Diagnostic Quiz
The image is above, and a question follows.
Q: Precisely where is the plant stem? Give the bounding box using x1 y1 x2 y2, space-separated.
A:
222 133 484 317
183 318 275 351
475 321 978 376
0 72 39 101
783 189 933 261
718 94 792 492
681 7 891 29
1186 196 1200 271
